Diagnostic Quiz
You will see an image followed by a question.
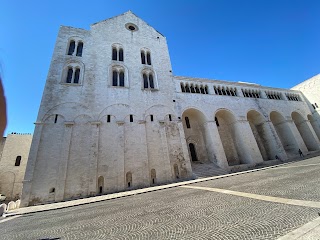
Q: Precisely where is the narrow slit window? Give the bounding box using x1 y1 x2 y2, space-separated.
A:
169 114 172 121
66 68 73 83
146 52 151 65
119 48 124 61
185 117 191 128
143 74 148 88
68 40 75 55
119 71 125 86
112 48 117 60
107 115 111 122
74 68 80 83
149 74 154 88
112 71 118 86
141 51 146 64
150 115 154 122
54 114 58 123
15 156 21 166
76 42 83 57
130 115 133 122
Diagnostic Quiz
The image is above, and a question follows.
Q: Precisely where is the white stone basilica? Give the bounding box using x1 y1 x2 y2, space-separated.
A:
21 11 320 206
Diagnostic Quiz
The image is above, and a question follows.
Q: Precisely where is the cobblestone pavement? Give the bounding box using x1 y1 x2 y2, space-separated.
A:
194 156 320 202
1 157 320 240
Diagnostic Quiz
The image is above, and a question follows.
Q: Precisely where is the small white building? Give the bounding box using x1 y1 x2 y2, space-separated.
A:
0 133 32 201
21 11 320 207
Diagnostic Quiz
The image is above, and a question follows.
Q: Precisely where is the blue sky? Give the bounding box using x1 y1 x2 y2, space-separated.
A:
1 0 319 136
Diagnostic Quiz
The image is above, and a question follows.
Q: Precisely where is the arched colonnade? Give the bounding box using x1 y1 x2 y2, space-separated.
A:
182 108 320 170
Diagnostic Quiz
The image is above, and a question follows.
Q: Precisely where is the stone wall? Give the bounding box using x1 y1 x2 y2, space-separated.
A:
0 134 32 200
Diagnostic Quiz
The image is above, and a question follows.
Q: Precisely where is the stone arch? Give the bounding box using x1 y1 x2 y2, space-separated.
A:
43 114 66 124
270 111 299 157
215 109 244 165
97 176 104 194
98 103 133 122
292 112 319 151
247 110 274 161
182 108 209 165
41 102 91 122
307 114 320 141
144 104 175 122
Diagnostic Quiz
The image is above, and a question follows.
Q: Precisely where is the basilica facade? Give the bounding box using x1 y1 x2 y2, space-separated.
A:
21 11 320 207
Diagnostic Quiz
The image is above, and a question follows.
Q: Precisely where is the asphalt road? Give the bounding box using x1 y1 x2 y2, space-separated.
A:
1 157 320 240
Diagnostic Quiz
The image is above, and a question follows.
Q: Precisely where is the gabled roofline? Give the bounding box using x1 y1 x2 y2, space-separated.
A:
91 10 165 37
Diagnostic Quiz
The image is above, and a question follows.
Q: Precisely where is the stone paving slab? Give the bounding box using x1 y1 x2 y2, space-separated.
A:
5 161 298 216
1 187 319 240
193 158 320 202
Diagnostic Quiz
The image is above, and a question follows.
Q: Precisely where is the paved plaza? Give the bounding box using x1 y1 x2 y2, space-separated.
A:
2 157 320 239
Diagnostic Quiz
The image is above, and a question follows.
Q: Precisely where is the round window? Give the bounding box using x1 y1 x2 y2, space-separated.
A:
125 23 138 32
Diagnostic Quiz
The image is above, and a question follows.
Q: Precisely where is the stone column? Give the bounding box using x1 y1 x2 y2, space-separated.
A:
260 91 268 99
159 120 176 181
202 121 228 169
55 121 74 202
138 120 149 186
20 122 43 207
263 120 287 161
232 119 264 164
177 121 193 178
297 120 320 150
309 115 320 141
88 121 101 196
116 121 125 191
286 119 308 153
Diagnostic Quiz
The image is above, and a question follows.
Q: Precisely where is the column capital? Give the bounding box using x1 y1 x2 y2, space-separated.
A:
90 121 101 126
138 120 146 124
64 121 74 126
116 121 125 126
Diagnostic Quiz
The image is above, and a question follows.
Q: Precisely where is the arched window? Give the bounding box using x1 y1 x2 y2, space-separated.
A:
112 46 124 61
185 84 190 93
112 70 118 86
63 62 83 84
141 49 152 65
112 47 117 60
15 156 21 166
111 66 126 87
68 40 75 55
141 51 146 64
67 40 83 57
76 42 83 57
180 83 186 92
119 71 125 86
142 71 155 89
146 52 152 65
119 48 124 61
74 68 80 83
66 67 73 83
